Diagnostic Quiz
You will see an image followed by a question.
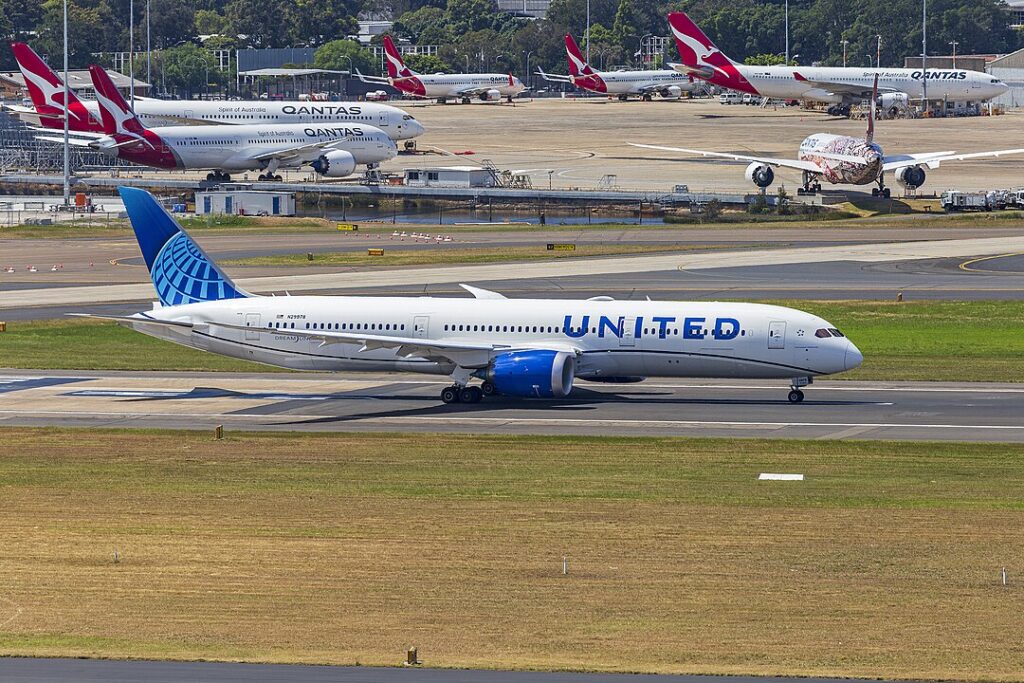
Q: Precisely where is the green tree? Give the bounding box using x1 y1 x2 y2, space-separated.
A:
35 0 117 67
224 0 291 47
586 22 621 69
158 43 217 97
443 0 497 36
404 53 451 72
314 39 374 74
611 0 639 56
194 9 227 36
744 53 788 66
289 0 358 47
545 0 618 36
393 6 446 42
148 0 196 48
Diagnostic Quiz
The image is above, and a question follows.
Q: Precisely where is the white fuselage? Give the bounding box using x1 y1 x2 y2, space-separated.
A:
797 133 883 185
135 296 861 380
96 122 398 172
584 69 695 96
78 99 425 140
739 66 1007 103
414 74 525 100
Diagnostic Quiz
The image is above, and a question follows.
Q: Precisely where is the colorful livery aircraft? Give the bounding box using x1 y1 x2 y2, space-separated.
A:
8 42 424 141
355 35 524 103
91 186 863 406
667 11 1008 111
539 33 696 101
38 65 397 182
632 76 1024 196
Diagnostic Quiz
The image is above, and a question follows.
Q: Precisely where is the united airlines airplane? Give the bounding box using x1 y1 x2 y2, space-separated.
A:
91 187 863 405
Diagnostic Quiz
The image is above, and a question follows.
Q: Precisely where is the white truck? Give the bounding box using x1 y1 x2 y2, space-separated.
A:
941 190 993 212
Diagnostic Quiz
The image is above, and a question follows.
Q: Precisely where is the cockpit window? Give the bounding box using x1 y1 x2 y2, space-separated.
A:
828 328 845 337
815 328 831 338
402 114 413 120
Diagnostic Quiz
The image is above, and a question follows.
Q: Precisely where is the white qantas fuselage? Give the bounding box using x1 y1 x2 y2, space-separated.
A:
408 74 525 100
738 67 1006 103
137 296 861 380
576 69 694 97
93 123 398 172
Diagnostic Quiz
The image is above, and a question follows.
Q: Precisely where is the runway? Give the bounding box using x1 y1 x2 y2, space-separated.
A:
0 658 921 683
2 370 1021 442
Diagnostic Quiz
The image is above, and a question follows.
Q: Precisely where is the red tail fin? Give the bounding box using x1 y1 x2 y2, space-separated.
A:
11 42 101 132
89 64 145 136
382 35 413 78
564 34 594 77
667 12 757 95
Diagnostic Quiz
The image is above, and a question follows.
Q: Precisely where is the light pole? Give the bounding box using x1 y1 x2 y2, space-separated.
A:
876 35 882 69
784 0 789 65
585 0 590 65
146 0 151 90
129 0 135 107
62 0 69 206
841 39 849 67
921 0 928 107
949 40 959 68
639 33 652 69
866 54 873 68
524 50 533 90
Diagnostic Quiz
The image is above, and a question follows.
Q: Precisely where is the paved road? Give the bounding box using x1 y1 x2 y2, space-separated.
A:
2 371 1021 442
0 658 920 683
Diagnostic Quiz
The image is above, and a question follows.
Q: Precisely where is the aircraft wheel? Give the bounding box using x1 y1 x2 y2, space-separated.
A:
882 188 891 198
480 381 498 397
206 172 215 181
461 97 471 104
871 188 879 197
460 386 482 403
788 389 805 404
441 386 460 404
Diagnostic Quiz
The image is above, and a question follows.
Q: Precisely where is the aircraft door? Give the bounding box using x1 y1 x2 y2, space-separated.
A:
619 317 636 346
413 315 429 338
768 321 786 349
378 112 389 129
244 313 261 341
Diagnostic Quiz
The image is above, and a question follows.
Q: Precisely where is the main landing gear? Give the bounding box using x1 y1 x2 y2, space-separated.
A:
205 171 232 183
257 173 282 182
440 380 499 404
871 174 891 198
799 170 822 195
788 376 812 403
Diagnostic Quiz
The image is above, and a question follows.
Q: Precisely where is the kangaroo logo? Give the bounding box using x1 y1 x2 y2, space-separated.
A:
669 23 726 76
19 57 84 122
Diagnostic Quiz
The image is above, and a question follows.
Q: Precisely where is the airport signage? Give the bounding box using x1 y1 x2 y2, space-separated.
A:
547 243 576 251
337 223 359 231
367 248 385 256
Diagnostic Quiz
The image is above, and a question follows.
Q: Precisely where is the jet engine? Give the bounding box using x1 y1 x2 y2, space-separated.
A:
660 85 682 99
479 89 502 102
311 149 357 178
365 90 389 101
895 165 927 189
879 93 910 109
482 349 575 398
745 162 775 188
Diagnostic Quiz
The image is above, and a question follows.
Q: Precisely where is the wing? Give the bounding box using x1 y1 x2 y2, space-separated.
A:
454 85 502 96
629 143 822 173
882 149 1024 172
353 69 392 86
793 72 900 100
34 134 97 147
536 68 573 83
668 62 714 80
249 137 351 163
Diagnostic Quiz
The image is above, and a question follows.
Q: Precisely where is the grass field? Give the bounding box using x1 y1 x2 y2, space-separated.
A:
0 301 1020 381
222 243 738 268
0 215 336 239
0 428 1022 679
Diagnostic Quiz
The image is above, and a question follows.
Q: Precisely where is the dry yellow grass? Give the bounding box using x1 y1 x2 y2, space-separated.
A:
1 429 1023 679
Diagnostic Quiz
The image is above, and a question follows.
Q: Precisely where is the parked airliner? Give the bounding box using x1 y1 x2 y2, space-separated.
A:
40 65 396 182
355 35 524 103
91 187 863 405
8 42 425 141
668 11 1008 112
539 33 696 101
633 76 1024 196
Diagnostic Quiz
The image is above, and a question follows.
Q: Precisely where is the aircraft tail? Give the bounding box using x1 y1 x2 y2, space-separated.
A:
10 42 100 132
382 35 415 78
866 74 878 143
564 34 595 77
118 186 250 306
667 12 734 67
89 64 146 136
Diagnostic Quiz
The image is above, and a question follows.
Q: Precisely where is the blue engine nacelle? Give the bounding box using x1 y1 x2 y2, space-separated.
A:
483 350 575 398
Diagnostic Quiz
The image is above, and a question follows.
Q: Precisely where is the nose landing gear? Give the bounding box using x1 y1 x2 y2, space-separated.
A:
788 376 812 403
871 174 891 198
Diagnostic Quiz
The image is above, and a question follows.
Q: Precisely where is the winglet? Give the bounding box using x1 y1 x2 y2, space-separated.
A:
793 71 808 82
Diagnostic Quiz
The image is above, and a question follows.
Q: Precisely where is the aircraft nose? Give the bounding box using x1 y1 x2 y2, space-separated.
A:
409 119 425 137
845 341 863 371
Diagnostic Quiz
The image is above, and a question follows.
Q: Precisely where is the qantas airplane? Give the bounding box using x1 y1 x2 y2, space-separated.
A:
7 42 425 141
632 76 1024 196
355 35 525 104
539 33 696 101
40 65 397 182
89 186 863 405
667 11 1008 113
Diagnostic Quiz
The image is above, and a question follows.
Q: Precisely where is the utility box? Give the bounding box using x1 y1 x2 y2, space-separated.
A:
195 190 295 216
404 166 495 188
